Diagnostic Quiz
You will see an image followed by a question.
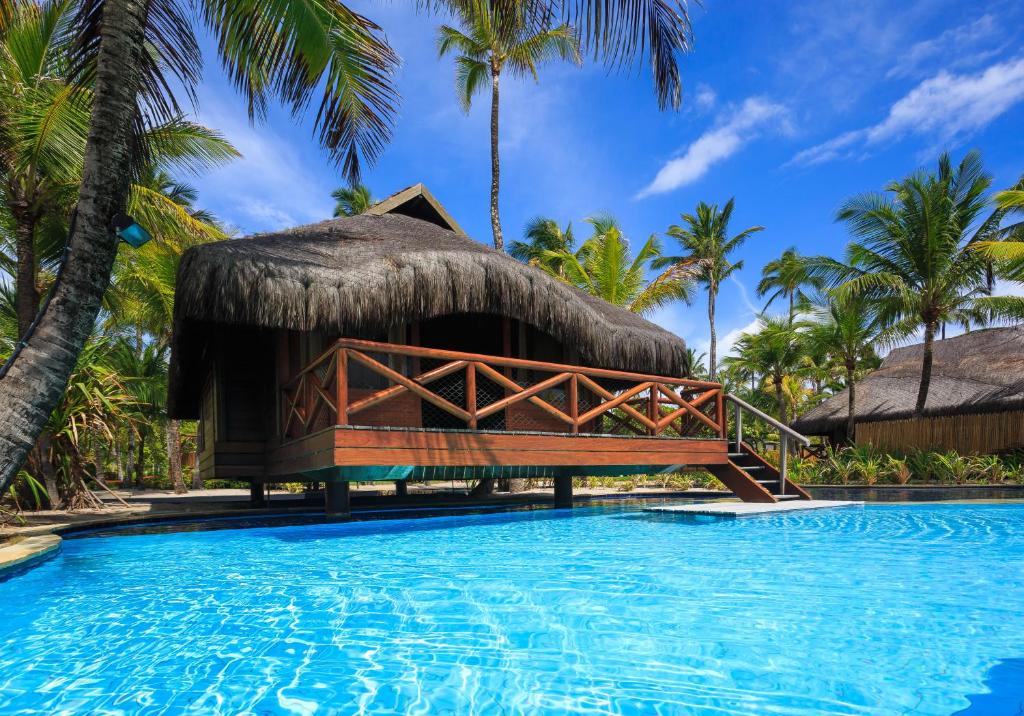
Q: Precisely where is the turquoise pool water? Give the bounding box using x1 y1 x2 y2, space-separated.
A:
2 503 1023 714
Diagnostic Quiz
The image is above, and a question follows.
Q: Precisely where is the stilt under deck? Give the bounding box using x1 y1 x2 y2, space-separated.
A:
268 339 812 514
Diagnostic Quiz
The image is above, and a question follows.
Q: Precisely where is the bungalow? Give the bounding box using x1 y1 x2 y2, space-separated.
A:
791 326 1024 454
167 185 808 513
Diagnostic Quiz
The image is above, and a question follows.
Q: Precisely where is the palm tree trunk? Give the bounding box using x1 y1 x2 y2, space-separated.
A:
0 0 148 496
915 321 936 416
166 418 186 494
13 208 39 339
845 363 856 444
36 433 61 510
489 64 503 251
788 291 794 323
135 431 145 488
707 283 718 381
125 430 136 491
774 373 787 424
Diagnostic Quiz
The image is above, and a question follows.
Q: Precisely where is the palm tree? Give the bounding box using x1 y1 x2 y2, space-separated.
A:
656 199 764 380
802 294 883 442
808 152 1024 415
0 0 696 495
757 247 822 320
724 317 804 423
332 183 374 217
509 217 574 274
542 216 694 315
437 2 581 250
0 1 238 338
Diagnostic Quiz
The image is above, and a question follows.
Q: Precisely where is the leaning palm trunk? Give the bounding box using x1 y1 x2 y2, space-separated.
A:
166 418 186 494
489 64 503 250
0 0 147 496
915 321 936 415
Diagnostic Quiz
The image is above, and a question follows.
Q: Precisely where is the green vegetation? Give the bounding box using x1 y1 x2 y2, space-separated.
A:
792 447 1024 487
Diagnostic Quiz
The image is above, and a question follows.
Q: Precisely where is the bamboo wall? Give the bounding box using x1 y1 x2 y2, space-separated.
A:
857 410 1024 454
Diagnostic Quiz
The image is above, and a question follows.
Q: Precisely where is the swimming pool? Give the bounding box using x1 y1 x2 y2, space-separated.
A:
1 503 1022 714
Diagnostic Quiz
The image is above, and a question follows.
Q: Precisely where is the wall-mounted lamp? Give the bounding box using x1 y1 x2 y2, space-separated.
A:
113 213 152 248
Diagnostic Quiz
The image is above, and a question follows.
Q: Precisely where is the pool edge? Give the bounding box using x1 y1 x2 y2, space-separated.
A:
0 534 61 577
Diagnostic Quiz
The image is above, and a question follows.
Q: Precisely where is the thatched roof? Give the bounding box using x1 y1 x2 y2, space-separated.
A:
168 206 689 418
791 325 1024 435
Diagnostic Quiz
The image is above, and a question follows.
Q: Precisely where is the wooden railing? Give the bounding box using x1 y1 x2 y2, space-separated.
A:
279 338 726 441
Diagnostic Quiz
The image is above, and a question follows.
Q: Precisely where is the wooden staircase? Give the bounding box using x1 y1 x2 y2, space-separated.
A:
711 396 814 504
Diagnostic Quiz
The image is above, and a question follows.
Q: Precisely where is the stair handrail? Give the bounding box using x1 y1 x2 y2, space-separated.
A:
724 393 811 497
723 394 810 446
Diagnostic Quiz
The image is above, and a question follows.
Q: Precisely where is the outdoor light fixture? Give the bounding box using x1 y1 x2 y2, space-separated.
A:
113 213 152 248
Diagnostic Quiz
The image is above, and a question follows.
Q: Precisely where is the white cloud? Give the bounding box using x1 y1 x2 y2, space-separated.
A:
791 57 1024 166
717 318 763 362
191 95 336 234
636 97 789 198
886 14 1003 80
694 83 717 110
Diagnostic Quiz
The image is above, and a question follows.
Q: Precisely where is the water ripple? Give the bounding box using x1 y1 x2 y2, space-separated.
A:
1 503 1023 714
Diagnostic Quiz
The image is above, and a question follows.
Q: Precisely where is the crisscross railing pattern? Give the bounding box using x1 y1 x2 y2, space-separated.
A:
280 338 725 441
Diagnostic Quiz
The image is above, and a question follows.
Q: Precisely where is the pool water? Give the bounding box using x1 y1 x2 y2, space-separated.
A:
2 503 1023 714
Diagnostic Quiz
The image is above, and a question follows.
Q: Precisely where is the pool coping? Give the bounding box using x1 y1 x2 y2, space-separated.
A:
0 534 62 576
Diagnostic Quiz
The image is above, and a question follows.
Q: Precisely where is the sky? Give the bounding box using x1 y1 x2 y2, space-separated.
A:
182 0 1024 364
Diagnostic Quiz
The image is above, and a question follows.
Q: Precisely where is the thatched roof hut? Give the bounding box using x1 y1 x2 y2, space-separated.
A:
791 325 1024 438
168 186 688 418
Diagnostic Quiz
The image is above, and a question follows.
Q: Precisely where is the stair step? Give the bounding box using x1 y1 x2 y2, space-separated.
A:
773 494 804 501
756 479 780 485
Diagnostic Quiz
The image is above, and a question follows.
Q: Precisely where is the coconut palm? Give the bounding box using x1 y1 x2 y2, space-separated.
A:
757 247 822 320
508 217 574 274
0 0 696 495
542 215 694 315
656 199 764 380
332 183 374 217
802 294 883 442
437 1 581 250
808 152 1024 416
0 1 238 337
723 317 804 423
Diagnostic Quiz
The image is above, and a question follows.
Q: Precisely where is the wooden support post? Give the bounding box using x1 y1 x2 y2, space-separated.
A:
325 481 350 516
395 480 408 497
249 481 266 507
554 475 573 508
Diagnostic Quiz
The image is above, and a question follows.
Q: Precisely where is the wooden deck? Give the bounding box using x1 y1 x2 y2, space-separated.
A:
267 426 731 481
266 338 813 508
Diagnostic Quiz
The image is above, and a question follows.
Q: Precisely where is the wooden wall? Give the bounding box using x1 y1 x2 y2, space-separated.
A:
857 410 1024 454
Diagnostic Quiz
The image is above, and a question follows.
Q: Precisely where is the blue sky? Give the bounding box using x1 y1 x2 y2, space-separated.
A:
184 0 1024 362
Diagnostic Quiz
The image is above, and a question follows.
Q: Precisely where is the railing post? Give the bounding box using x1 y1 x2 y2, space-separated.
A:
336 349 348 426
716 390 725 438
648 384 658 436
734 400 743 453
779 433 787 495
569 373 579 434
466 362 477 429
